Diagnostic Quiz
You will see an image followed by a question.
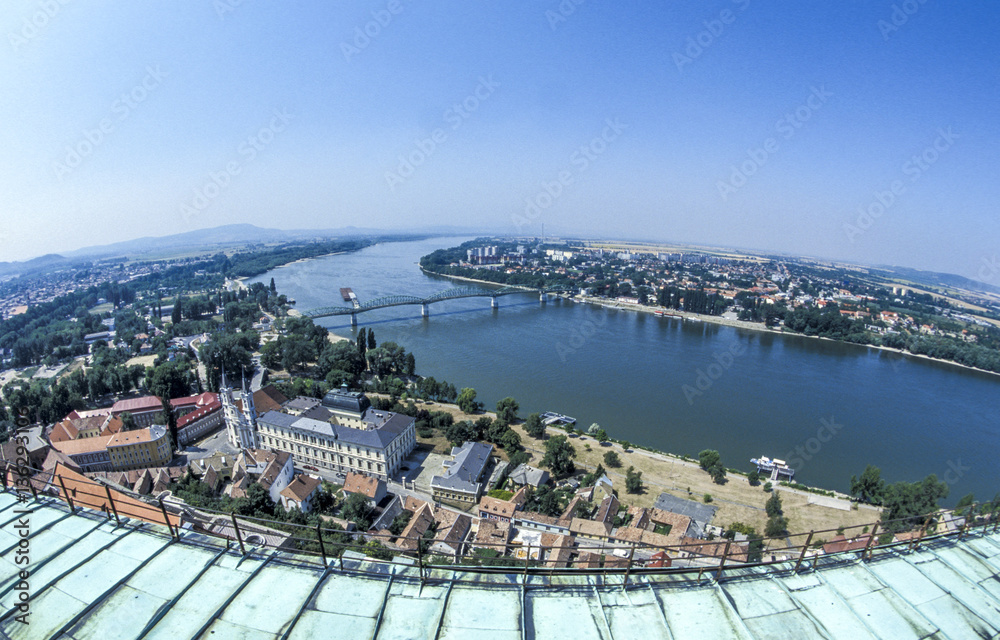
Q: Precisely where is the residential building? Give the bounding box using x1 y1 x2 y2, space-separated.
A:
343 472 387 504
507 463 549 489
395 503 436 552
478 487 527 525
569 518 612 541
175 396 224 446
49 437 112 472
430 441 494 505
106 426 173 471
111 396 164 428
472 519 511 553
280 474 322 513
429 513 472 559
232 449 294 503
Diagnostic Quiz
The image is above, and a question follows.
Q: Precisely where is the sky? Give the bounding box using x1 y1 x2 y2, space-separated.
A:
1 1 998 281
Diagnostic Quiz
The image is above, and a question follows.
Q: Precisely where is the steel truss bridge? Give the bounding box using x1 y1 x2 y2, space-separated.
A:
303 284 576 323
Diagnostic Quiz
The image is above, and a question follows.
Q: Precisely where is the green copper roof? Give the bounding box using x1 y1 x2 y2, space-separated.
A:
2 491 999 639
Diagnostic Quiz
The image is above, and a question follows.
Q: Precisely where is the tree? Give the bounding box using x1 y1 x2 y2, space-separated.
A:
269 277 277 295
495 397 519 423
120 412 138 432
625 466 643 494
603 451 621 468
171 297 182 324
147 361 191 399
456 388 481 414
524 413 546 439
404 352 416 376
367 329 376 351
587 423 600 436
160 396 178 452
849 464 886 505
765 492 783 518
765 515 789 538
594 428 608 443
880 474 949 532
541 435 576 477
698 449 727 484
747 469 761 486
497 428 521 451
341 492 373 530
356 328 368 360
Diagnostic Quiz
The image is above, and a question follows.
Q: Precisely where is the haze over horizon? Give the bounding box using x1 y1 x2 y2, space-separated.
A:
2 2 998 281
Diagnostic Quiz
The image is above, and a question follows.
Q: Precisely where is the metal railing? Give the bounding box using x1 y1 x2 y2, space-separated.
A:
4 463 998 587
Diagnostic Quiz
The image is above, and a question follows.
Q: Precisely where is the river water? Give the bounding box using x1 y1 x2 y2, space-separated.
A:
250 237 1000 504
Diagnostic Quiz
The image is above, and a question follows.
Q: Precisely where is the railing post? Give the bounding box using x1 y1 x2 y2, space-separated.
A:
522 547 530 585
958 513 969 541
911 515 933 551
105 486 121 526
794 532 814 572
1 463 8 491
715 539 732 582
622 544 636 590
863 523 879 561
416 538 425 584
159 498 176 539
56 475 75 513
316 523 328 568
231 512 247 555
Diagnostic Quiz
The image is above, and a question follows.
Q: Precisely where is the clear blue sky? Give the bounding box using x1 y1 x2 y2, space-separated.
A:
1 1 997 279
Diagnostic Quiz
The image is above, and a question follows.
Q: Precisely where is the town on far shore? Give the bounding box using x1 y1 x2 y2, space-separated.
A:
422 238 1000 375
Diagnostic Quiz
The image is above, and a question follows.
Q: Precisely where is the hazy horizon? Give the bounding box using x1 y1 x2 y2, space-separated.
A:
2 2 998 282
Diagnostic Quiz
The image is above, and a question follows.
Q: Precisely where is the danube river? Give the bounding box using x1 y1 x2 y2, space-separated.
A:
251 237 1000 504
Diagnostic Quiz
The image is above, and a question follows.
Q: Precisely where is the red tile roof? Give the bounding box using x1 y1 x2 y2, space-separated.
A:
176 400 222 429
111 396 163 414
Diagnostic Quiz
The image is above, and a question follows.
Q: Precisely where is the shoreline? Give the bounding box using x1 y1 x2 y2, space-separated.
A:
423 268 1000 380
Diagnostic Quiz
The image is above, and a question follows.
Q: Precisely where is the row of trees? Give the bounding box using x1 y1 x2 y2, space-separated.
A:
849 465 954 532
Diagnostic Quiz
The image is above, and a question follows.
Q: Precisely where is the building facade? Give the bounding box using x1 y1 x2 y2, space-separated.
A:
106 426 173 471
256 387 415 479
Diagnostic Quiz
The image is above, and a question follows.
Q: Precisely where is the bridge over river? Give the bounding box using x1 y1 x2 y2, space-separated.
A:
303 284 576 324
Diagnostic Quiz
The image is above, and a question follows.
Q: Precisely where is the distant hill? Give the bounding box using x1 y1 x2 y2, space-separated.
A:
874 265 1000 297
0 223 481 279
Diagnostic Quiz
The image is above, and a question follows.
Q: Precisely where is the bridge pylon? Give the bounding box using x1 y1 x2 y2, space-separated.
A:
491 296 498 309
350 312 357 327
421 303 429 318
